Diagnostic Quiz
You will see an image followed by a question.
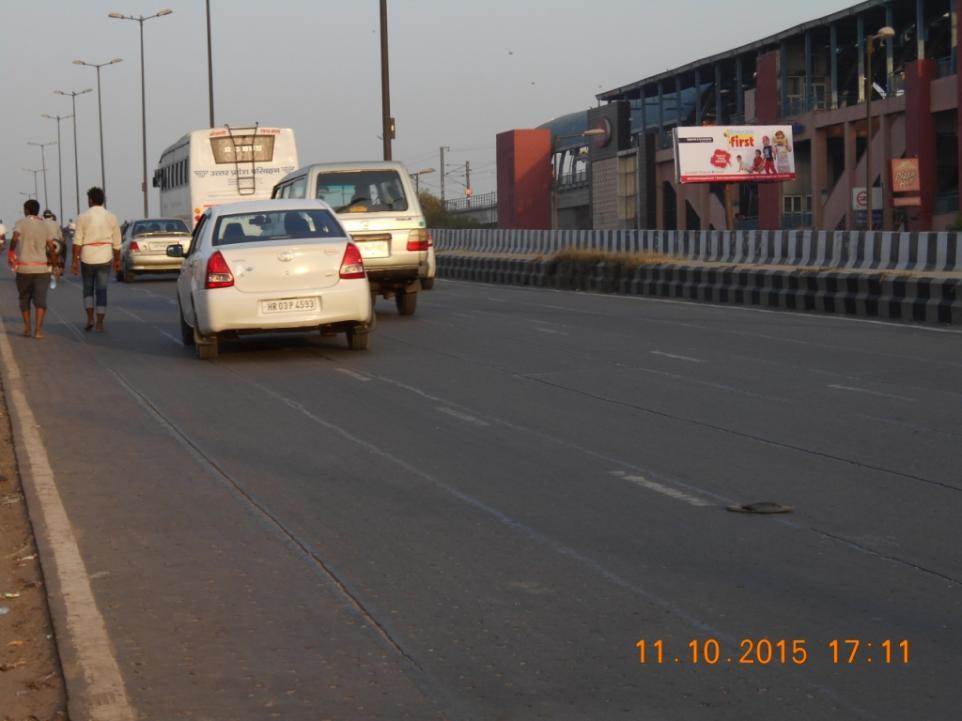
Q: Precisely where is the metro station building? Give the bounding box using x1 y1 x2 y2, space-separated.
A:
505 0 961 232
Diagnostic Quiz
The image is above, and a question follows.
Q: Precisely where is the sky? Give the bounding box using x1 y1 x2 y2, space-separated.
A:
1 0 855 225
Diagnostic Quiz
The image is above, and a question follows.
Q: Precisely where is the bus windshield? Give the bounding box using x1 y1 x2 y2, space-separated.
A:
315 170 409 213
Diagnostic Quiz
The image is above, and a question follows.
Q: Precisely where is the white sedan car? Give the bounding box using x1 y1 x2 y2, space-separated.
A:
168 199 374 360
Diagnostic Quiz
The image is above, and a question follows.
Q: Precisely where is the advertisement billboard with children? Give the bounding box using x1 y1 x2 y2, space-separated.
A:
674 126 796 184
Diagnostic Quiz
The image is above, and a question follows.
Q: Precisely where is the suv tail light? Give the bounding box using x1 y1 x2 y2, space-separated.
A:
129 241 141 252
205 251 234 289
406 229 432 251
339 242 365 279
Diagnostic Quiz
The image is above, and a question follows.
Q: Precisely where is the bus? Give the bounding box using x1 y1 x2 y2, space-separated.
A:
153 125 298 227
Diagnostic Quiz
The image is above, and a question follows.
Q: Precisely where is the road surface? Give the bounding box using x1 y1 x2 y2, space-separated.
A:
4 273 960 720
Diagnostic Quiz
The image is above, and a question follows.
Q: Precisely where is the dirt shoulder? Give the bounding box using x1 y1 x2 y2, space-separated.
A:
0 373 66 721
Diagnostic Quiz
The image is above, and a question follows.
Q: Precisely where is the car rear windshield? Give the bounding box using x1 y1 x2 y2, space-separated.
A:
131 219 189 236
212 209 345 246
314 170 409 213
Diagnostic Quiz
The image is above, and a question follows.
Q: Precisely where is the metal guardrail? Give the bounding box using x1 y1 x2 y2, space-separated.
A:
445 191 497 212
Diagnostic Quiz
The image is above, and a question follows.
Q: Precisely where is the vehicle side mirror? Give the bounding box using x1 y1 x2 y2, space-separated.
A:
166 244 185 258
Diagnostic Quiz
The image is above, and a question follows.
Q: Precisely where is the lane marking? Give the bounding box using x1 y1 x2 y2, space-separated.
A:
609 470 713 507
0 314 136 720
650 350 704 363
153 327 182 346
435 406 490 427
116 307 145 323
335 368 371 382
827 384 917 403
534 326 567 336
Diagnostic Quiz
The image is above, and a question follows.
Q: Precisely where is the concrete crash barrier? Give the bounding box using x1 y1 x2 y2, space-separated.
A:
432 229 962 273
436 254 962 326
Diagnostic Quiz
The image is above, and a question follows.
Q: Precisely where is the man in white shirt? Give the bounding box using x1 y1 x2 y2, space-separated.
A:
71 187 122 332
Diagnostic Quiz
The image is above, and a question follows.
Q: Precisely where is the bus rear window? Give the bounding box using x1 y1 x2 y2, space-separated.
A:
315 170 409 213
210 135 275 164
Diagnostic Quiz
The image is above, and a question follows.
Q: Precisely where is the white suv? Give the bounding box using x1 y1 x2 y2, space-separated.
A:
272 161 435 316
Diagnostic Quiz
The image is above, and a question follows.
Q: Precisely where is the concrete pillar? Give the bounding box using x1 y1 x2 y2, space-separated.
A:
812 127 827 229
756 50 781 230
904 58 938 230
830 24 839 109
844 121 856 230
881 112 894 230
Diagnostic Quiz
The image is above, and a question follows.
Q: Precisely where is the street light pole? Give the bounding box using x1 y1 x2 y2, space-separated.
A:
206 0 215 127
55 88 93 217
379 0 393 160
42 114 72 221
865 25 895 231
410 167 435 195
108 9 173 216
27 142 56 210
22 169 41 200
73 58 123 196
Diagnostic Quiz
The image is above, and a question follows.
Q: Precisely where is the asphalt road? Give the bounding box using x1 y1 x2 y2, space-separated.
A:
4 271 961 720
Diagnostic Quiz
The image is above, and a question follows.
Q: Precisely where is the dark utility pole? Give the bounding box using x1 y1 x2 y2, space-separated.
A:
465 160 471 197
206 0 215 127
379 0 393 160
440 146 449 201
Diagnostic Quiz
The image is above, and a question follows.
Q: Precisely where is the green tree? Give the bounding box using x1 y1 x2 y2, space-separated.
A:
418 191 483 229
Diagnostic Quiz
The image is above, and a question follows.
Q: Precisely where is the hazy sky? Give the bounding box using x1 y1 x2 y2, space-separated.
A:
1 0 854 224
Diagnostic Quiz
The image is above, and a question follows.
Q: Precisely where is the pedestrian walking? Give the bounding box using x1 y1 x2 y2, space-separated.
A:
8 199 56 339
71 187 121 332
42 209 64 287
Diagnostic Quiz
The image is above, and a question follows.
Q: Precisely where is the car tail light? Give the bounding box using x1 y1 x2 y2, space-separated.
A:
129 241 141 252
205 251 234 289
339 242 365 279
406 229 432 251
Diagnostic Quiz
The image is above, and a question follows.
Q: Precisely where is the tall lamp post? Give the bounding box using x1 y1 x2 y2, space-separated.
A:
865 25 896 231
73 58 123 196
27 141 57 210
22 169 42 200
108 8 173 216
410 167 435 194
379 0 394 160
42 113 73 222
55 88 93 217
206 0 214 127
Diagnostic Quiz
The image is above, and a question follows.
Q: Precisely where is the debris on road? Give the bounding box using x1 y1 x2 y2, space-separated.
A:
726 502 794 514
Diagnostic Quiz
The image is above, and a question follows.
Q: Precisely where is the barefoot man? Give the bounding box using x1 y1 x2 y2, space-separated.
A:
8 199 56 338
71 187 121 332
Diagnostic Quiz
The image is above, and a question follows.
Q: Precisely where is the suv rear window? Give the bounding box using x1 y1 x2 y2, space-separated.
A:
212 209 344 246
314 170 408 213
131 219 189 236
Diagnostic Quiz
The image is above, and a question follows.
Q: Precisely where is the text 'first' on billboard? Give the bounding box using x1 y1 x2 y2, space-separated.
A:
674 126 796 184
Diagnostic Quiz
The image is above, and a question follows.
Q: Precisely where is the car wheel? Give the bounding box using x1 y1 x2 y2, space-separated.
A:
421 277 435 290
115 268 124 282
346 327 369 351
122 261 136 283
179 302 195 346
194 327 218 360
395 290 417 316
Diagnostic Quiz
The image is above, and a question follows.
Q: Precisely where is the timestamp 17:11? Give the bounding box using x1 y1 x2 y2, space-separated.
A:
829 639 909 664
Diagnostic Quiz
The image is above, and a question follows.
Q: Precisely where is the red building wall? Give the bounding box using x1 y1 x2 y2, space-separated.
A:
496 129 551 229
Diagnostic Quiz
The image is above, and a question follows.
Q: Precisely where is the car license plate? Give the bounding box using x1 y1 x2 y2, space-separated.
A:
261 297 319 314
356 241 390 259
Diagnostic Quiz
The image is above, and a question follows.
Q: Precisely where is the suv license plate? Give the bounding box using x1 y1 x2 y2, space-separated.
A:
356 241 390 259
261 297 319 314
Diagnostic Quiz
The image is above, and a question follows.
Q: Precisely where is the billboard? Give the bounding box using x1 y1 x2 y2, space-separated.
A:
675 126 796 183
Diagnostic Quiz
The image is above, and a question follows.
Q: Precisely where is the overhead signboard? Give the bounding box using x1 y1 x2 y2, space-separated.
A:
890 158 921 193
674 125 796 183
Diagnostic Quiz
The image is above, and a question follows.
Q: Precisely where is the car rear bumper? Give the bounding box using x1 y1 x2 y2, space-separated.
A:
129 252 184 271
195 278 372 335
